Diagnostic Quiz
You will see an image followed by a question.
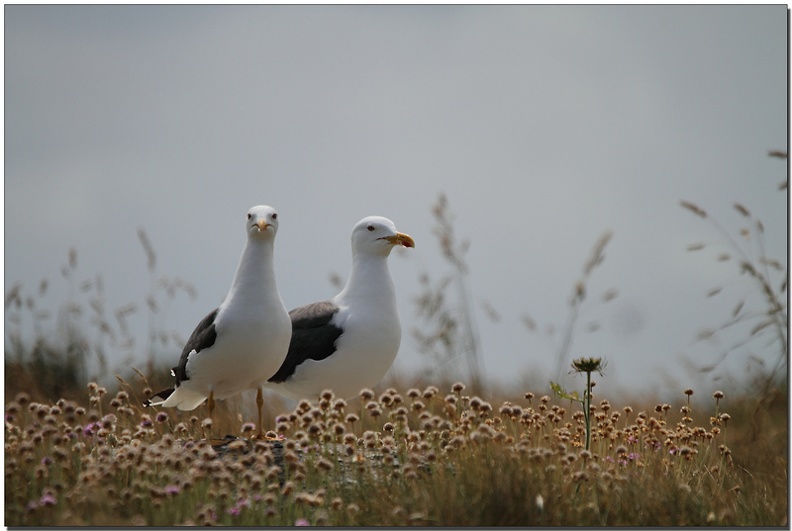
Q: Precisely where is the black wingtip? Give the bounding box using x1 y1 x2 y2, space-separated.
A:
144 387 175 407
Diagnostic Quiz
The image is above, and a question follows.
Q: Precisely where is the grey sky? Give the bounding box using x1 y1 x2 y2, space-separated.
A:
5 5 788 399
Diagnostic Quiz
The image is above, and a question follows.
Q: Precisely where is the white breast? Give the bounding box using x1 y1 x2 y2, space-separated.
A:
182 298 292 400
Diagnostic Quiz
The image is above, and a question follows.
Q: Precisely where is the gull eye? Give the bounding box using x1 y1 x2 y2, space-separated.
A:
367 225 375 232
247 213 252 220
271 213 277 220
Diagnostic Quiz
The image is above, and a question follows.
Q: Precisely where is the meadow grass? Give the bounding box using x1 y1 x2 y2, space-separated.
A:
5 372 787 526
6 174 786 526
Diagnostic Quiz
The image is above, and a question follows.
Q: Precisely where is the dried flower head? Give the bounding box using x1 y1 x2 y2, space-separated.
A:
359 389 375 401
15 393 31 406
422 386 439 399
571 357 606 375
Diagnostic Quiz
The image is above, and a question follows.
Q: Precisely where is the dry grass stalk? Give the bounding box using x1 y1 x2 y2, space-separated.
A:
679 152 787 392
412 194 485 394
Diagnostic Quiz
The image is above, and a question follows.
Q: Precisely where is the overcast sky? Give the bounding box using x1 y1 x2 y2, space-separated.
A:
5 5 788 401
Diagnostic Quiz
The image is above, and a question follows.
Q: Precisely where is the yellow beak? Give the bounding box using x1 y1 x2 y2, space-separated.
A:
387 232 415 248
256 219 270 232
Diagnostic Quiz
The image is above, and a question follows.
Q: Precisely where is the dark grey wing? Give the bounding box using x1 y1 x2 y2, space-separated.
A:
172 308 219 384
143 308 218 406
268 301 344 383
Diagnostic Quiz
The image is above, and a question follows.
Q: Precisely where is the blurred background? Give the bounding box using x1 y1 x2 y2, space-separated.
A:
5 5 787 401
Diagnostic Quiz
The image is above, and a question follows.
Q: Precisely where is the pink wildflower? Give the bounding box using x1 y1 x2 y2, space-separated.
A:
39 493 57 507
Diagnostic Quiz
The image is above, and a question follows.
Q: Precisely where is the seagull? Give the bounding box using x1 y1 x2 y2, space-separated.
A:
145 205 291 440
267 216 414 401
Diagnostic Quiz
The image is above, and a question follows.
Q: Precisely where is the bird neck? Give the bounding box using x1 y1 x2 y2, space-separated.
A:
225 238 278 305
336 253 396 306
